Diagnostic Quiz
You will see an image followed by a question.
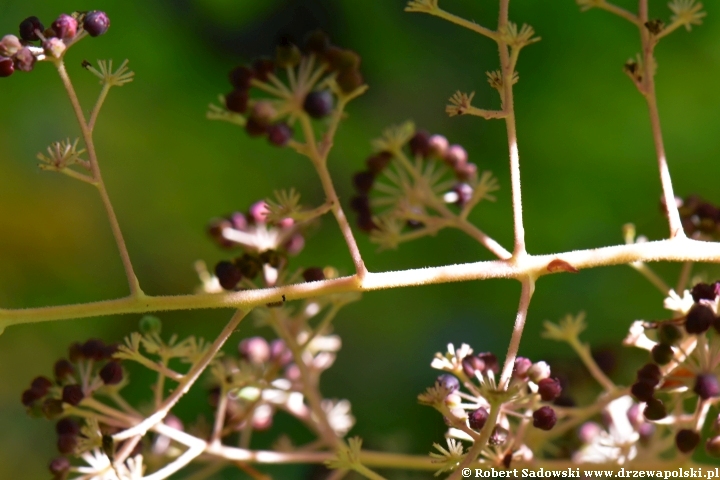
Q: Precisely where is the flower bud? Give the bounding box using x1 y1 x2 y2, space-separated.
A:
468 407 488 430
31 376 52 396
229 65 254 90
636 363 662 386
304 30 330 54
61 384 84 406
409 130 430 158
13 47 36 72
707 435 720 458
52 14 78 39
270 339 293 365
532 406 557 430
528 361 551 383
0 57 13 77
57 433 77 454
657 323 682 345
336 69 363 93
99 361 123 385
252 57 275 81
651 343 674 365
19 16 44 42
538 377 563 401
54 359 75 381
275 37 301 68
225 89 248 113
56 418 80 436
631 381 655 402
83 11 110 37
436 374 459 393
428 134 448 158
690 282 716 302
461 355 485 378
513 357 533 379
352 171 375 193
49 457 70 475
0 35 21 57
82 339 107 361
239 337 271 364
21 388 44 406
693 373 720 399
477 352 499 374
444 144 468 168
490 425 509 445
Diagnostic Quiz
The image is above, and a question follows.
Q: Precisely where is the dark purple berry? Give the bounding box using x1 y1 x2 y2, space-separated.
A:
352 171 375 193
637 363 662 386
651 343 674 365
61 384 84 406
477 352 499 374
436 374 460 393
214 261 242 290
52 14 78 39
56 418 80 436
685 304 715 334
303 90 333 118
304 30 330 54
693 373 720 399
238 337 270 364
533 406 557 430
21 388 43 406
225 89 248 113
83 11 110 37
592 347 618 375
54 359 75 381
19 16 44 42
31 376 52 395
49 457 70 475
68 342 84 361
461 355 485 378
366 152 392 175
643 397 666 421
657 323 683 345
357 211 377 232
631 381 655 402
691 282 716 302
350 195 371 214
489 425 509 445
538 377 563 402
99 361 123 385
229 65 254 89
676 429 700 453
267 122 293 146
468 407 488 430
409 130 431 158
57 433 77 454
302 267 325 282
0 57 14 77
252 57 275 81
82 339 106 361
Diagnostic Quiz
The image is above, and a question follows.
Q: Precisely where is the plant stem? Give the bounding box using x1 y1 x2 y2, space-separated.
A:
499 276 535 389
55 60 142 296
566 336 616 392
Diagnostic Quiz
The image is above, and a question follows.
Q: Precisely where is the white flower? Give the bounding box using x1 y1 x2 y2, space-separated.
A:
72 450 144 480
573 396 638 465
664 289 694 314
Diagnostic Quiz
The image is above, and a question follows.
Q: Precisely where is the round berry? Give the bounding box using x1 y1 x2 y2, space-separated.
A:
643 397 666 421
225 89 248 113
52 14 78 39
49 457 70 475
336 69 363 93
13 47 35 72
57 433 77 454
452 183 473 207
303 90 333 118
657 323 683 345
19 16 44 42
631 380 655 402
461 355 485 378
99 361 123 385
238 337 270 364
707 435 720 458
675 429 700 453
444 144 468 168
82 339 106 361
214 261 242 290
532 406 557 430
21 388 43 406
252 57 275 81
0 35 22 57
304 30 330 54
229 65 254 90
352 171 375 193
0 56 14 78
528 361 551 383
636 363 662 386
54 359 75 380
56 418 80 436
468 407 489 430
245 116 268 137
693 373 720 399
436 374 460 393
538 377 563 402
685 303 715 334
366 152 392 175
267 122 293 146
691 282 716 302
302 267 325 282
477 352 499 374
31 376 53 395
651 343 674 365
83 11 110 37
409 130 431 158
139 315 162 335
61 384 84 406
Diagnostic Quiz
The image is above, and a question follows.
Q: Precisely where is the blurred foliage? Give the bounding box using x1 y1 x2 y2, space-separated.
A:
0 0 719 477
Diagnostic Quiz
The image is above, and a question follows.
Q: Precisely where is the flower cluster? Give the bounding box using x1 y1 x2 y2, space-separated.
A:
0 11 109 77
349 122 498 249
209 30 365 148
675 194 720 239
419 344 562 471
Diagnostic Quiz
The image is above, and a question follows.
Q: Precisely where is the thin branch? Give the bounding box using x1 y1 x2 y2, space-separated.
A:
499 276 535 389
594 1 641 26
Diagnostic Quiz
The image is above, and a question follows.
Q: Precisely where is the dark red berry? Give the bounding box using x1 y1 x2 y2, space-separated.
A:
302 267 325 282
366 152 392 175
436 374 459 393
238 337 270 364
303 90 333 118
350 195 371 215
651 343 674 365
229 65 254 89
82 339 106 361
225 89 248 113
676 429 700 453
54 359 75 380
57 433 77 454
83 11 110 37
49 457 70 475
0 57 14 78
31 376 53 395
637 363 662 386
691 282 716 302
592 347 618 375
538 377 563 402
252 57 274 81
477 352 499 374
657 323 683 345
61 384 84 406
56 418 80 436
631 381 655 402
99 361 123 385
461 355 485 378
409 130 431 158
468 407 488 430
19 16 44 42
352 171 375 193
533 406 557 430
267 122 293 146
685 304 715 334
643 397 666 421
214 261 242 290
21 388 43 406
694 373 720 399
68 342 84 361
357 211 377 232
52 14 78 39
245 116 268 137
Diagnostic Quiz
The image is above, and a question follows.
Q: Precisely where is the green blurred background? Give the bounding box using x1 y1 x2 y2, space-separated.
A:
1 0 719 477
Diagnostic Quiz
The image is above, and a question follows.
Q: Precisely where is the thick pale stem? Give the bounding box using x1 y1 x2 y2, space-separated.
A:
499 277 535 388
55 61 142 296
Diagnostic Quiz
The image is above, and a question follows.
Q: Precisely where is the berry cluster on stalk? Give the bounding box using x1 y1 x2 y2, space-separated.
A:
1 11 109 77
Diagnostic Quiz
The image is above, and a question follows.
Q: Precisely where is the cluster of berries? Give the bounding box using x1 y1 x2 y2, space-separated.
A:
630 281 720 456
20 338 124 478
0 11 109 78
222 30 362 148
350 129 479 233
676 194 720 238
